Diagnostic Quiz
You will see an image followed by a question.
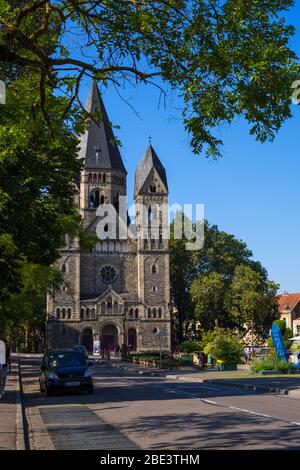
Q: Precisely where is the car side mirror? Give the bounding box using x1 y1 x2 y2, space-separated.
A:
88 361 94 367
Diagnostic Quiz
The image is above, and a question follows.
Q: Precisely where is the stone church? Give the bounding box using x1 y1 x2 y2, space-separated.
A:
46 81 171 354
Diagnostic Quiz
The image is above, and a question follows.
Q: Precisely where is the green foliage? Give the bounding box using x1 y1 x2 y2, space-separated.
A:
225 265 279 337
0 1 298 158
274 319 288 333
251 358 294 373
180 340 202 354
171 216 279 343
206 331 243 364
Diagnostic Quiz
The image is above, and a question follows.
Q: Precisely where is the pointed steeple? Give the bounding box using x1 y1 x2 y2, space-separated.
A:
134 144 168 197
78 81 127 174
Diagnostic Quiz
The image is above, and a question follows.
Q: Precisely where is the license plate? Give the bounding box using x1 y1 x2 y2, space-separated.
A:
65 381 80 387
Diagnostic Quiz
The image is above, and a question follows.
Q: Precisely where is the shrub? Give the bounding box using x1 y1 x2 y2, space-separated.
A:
251 357 294 373
206 332 243 365
277 361 294 373
251 357 278 372
180 340 202 354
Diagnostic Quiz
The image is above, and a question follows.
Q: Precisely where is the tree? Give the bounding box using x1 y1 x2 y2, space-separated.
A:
0 74 86 301
0 1 298 157
225 264 279 339
190 272 227 331
170 216 279 341
205 330 243 365
0 263 62 350
170 212 196 343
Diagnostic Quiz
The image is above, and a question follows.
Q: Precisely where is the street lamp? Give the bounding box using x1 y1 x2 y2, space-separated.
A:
154 331 166 368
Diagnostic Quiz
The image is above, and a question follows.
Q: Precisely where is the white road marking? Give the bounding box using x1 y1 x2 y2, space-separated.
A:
152 383 300 428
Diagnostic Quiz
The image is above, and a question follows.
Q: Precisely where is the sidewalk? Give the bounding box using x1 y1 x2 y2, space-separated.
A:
0 362 18 450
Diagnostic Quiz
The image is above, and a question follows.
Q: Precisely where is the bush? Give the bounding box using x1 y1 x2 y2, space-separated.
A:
277 361 294 373
251 357 294 373
180 340 202 354
206 332 243 365
251 357 278 372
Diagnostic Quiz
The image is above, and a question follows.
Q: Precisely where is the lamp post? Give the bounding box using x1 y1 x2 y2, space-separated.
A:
155 331 166 368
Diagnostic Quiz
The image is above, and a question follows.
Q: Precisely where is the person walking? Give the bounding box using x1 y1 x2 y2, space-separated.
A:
115 344 120 359
0 342 8 399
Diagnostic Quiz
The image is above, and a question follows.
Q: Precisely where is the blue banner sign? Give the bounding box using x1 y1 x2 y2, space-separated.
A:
271 323 288 362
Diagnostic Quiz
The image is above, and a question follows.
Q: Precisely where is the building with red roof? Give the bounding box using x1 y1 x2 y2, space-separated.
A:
277 293 300 335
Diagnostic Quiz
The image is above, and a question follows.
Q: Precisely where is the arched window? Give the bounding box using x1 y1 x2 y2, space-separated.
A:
91 308 96 319
147 308 152 319
113 302 118 314
107 298 112 313
98 173 102 183
114 192 119 213
153 308 157 319
89 193 95 208
149 184 156 193
93 173 97 182
151 264 157 274
67 308 72 319
95 190 100 208
88 173 92 182
62 308 66 319
86 308 90 320
103 174 106 183
158 307 162 318
56 308 61 319
80 308 84 320
129 308 134 317
101 302 106 314
135 308 139 319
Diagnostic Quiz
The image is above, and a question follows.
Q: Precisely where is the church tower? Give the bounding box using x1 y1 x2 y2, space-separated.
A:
134 145 171 350
78 80 127 226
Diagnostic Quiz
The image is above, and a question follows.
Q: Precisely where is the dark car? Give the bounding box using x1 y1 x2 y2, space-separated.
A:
72 345 89 359
39 349 94 396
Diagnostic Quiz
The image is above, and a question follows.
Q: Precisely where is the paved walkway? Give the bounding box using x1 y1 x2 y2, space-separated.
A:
0 363 18 450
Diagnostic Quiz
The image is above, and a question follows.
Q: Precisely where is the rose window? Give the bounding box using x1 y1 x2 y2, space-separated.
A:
99 265 118 283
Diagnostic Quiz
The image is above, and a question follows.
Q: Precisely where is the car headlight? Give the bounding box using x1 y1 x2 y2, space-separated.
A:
84 368 92 378
47 371 59 380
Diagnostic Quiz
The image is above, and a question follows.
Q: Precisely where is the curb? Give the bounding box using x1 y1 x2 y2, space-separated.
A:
203 379 289 395
111 362 167 378
15 358 26 450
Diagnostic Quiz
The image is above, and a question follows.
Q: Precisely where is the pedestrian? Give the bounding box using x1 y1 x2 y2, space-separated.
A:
6 343 11 373
106 348 111 361
115 344 120 359
0 342 8 399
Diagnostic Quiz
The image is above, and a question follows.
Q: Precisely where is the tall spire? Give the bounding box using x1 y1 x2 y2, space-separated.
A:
134 144 168 197
78 80 127 174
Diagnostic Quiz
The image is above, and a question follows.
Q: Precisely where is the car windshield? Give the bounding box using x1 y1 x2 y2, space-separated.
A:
48 352 86 368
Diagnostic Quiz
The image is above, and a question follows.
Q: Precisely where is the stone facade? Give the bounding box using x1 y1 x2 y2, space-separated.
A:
46 82 171 353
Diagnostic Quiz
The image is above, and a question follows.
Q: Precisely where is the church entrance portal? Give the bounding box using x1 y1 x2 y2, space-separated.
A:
81 328 93 354
101 324 118 352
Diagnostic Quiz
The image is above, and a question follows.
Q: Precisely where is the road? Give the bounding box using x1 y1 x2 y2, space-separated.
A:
20 357 300 450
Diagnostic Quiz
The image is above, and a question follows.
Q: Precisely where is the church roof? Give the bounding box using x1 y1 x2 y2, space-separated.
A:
134 144 168 197
78 81 127 174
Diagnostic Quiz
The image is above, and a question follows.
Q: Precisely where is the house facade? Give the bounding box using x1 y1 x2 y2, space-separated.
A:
277 293 300 336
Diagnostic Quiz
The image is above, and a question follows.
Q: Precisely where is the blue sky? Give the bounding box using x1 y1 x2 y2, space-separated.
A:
79 3 300 293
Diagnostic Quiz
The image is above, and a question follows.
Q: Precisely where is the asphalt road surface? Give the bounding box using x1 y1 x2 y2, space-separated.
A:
20 357 300 450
